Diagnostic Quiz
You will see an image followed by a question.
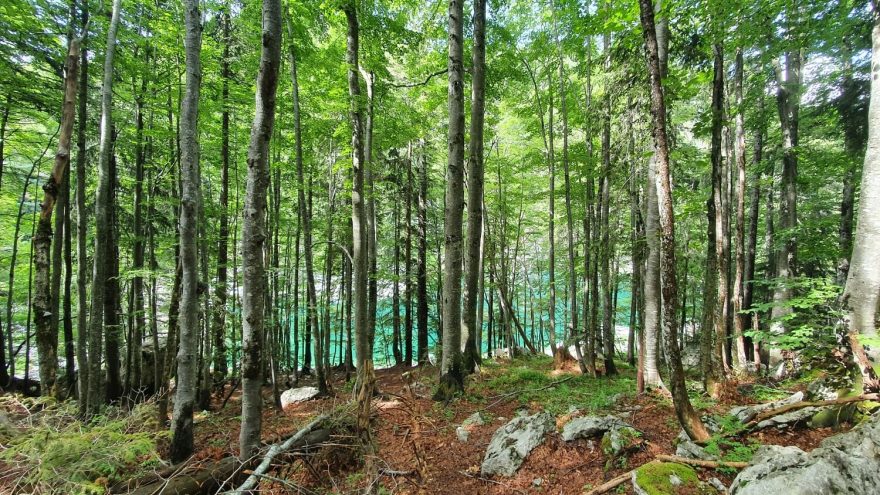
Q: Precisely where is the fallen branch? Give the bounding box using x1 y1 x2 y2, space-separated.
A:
656 454 748 469
746 394 878 427
225 414 329 494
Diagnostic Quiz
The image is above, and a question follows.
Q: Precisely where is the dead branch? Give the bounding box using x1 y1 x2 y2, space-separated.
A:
225 414 329 494
746 394 878 427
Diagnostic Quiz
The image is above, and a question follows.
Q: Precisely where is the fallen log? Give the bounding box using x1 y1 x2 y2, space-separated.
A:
746 393 879 427
224 414 329 494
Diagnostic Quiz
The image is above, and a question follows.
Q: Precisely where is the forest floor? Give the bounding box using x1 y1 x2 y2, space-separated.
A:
0 355 850 494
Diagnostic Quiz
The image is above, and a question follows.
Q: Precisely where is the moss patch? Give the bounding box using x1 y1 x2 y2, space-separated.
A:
634 462 702 495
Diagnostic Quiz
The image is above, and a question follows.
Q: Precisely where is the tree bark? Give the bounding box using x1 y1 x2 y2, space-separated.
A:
239 0 282 460
638 0 709 442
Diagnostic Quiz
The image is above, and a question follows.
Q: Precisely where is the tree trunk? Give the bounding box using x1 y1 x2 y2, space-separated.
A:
33 37 79 397
770 18 801 329
169 0 202 463
462 0 486 374
417 141 429 366
74 0 89 409
731 48 749 372
404 145 414 366
710 42 730 381
434 0 466 400
342 2 377 469
638 0 709 442
86 0 122 415
844 11 880 340
837 40 865 285
212 6 232 383
239 0 282 460
600 24 616 376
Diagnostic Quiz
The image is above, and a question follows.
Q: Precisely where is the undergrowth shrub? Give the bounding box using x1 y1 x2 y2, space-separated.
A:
1 398 167 494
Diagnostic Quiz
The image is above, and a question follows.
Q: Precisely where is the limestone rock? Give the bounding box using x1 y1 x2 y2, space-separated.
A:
731 413 880 495
280 386 319 411
481 411 554 477
728 391 804 423
561 415 627 442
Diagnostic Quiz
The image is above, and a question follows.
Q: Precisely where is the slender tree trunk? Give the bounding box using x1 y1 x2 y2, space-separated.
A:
404 146 414 366
838 41 864 285
74 0 89 408
638 0 709 441
239 0 282 460
212 6 232 383
417 141 429 366
34 37 80 397
392 164 402 366
462 0 486 374
130 55 147 395
169 0 202 462
86 0 121 415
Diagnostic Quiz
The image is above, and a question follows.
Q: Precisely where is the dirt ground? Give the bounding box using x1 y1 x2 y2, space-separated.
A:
161 361 846 495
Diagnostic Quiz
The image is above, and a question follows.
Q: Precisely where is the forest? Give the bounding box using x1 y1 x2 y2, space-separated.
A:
1 0 880 493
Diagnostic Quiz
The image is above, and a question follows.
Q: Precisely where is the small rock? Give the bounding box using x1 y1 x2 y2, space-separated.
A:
532 478 543 487
602 425 644 457
456 426 469 443
675 437 716 460
669 474 682 486
708 477 727 493
280 386 319 410
481 411 554 477
462 412 485 428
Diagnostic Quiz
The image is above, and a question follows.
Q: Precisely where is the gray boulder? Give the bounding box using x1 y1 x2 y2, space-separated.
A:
280 386 320 410
561 415 628 442
481 411 554 477
731 413 880 495
754 406 821 430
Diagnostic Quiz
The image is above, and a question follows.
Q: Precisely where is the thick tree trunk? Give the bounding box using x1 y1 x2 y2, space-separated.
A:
708 42 728 388
731 48 749 372
239 0 282 460
34 37 79 397
86 0 122 415
837 41 865 285
170 0 202 463
642 0 667 389
770 31 801 328
844 12 880 340
462 0 486 374
638 0 709 442
435 0 466 400
600 26 616 376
